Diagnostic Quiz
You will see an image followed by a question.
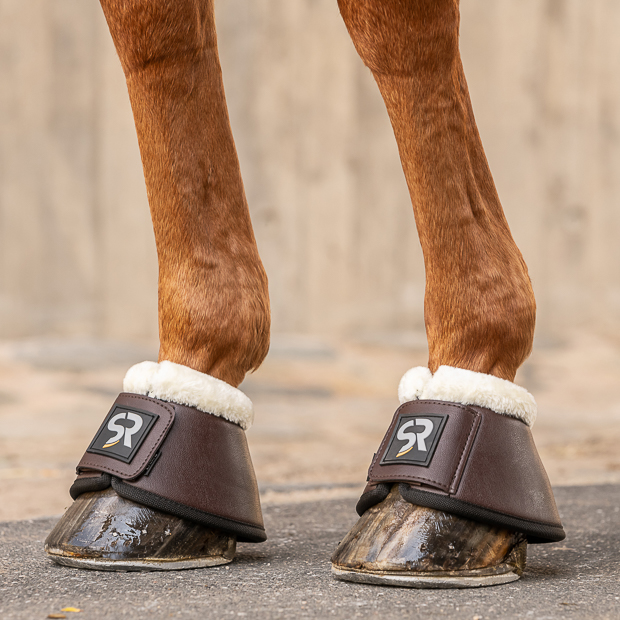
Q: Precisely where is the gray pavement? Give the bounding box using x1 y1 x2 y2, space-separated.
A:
1 485 619 620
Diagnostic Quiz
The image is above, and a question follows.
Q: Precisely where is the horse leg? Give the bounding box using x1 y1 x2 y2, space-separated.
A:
45 0 269 570
332 0 563 587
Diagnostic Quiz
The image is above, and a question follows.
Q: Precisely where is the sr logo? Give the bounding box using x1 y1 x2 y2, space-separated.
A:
394 418 434 457
87 405 158 463
380 413 448 467
103 412 144 449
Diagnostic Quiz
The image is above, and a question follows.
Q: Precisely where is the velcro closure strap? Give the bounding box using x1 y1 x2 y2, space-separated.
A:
71 393 266 543
368 401 480 493
77 393 175 480
361 399 565 543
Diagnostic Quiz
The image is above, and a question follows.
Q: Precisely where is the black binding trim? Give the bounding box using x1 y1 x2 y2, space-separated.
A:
401 484 565 543
70 473 112 500
399 484 565 544
356 483 391 516
356 483 565 544
111 477 267 544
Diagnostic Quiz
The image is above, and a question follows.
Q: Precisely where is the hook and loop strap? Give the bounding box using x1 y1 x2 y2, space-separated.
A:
359 400 565 543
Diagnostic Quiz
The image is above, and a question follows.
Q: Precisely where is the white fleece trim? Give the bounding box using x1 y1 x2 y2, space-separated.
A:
398 366 433 404
123 360 254 430
398 365 537 427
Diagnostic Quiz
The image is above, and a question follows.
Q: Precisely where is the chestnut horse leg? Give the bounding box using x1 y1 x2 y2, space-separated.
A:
339 0 535 380
332 0 544 586
101 0 270 387
45 0 270 570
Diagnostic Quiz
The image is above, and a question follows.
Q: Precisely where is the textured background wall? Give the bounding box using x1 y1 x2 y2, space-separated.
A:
0 0 619 346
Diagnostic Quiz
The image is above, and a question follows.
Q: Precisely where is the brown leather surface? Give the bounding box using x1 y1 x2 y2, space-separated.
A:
457 404 561 526
74 393 264 534
367 401 480 493
77 394 175 479
367 400 563 529
75 470 105 481
126 401 264 530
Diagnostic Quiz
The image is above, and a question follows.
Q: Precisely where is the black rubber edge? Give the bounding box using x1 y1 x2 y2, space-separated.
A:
70 473 112 500
111 477 267 544
355 483 391 516
400 484 565 544
356 483 565 544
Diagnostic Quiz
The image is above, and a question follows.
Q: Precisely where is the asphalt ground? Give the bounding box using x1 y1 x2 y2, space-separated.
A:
1 484 619 620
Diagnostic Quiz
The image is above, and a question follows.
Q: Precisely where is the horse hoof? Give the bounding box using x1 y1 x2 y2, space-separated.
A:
331 485 526 588
45 488 236 571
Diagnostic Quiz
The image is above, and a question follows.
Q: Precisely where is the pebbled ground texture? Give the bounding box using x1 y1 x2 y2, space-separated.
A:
0 484 618 620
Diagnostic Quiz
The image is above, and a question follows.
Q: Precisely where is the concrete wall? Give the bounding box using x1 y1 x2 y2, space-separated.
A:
0 0 157 342
0 0 618 345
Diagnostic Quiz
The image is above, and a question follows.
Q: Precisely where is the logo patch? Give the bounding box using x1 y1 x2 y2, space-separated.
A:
87 405 159 464
380 414 448 467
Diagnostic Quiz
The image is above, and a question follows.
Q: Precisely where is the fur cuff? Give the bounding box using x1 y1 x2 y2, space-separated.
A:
398 365 537 427
123 361 254 430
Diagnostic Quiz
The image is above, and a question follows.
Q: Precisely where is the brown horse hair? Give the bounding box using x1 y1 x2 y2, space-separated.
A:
100 0 534 387
99 0 270 387
338 0 535 381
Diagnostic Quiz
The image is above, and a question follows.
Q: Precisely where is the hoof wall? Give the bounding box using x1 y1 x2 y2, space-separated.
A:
45 488 236 572
332 485 526 589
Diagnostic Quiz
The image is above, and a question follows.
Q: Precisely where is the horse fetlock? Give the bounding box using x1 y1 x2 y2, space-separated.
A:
426 268 536 382
158 265 270 387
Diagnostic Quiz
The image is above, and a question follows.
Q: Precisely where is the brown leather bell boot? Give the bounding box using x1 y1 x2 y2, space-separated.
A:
45 361 265 571
332 366 565 588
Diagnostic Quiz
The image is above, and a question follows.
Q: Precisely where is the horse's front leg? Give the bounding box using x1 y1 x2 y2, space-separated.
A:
103 0 270 386
45 0 270 569
332 0 564 587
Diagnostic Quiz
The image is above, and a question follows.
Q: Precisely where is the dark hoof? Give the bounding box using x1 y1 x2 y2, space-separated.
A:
45 488 236 571
331 485 526 588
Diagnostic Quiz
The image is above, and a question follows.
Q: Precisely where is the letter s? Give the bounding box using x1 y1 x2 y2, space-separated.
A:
396 421 417 457
103 412 126 448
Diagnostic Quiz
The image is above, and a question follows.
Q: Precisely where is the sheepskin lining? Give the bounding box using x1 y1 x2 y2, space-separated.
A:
123 360 254 430
397 365 537 427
